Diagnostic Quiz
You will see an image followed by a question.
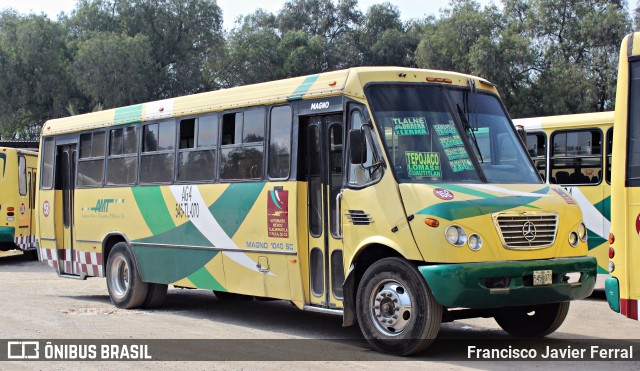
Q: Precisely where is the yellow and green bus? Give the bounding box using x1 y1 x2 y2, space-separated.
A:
0 145 38 253
36 67 596 355
514 112 613 281
607 32 640 320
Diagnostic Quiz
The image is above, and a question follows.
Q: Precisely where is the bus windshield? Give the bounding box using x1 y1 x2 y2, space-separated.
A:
367 84 540 184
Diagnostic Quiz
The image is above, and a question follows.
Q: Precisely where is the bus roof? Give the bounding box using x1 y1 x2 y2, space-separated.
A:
41 67 499 136
513 111 614 131
0 146 38 157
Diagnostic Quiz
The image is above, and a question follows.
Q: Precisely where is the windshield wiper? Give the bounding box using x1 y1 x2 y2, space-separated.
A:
457 104 484 163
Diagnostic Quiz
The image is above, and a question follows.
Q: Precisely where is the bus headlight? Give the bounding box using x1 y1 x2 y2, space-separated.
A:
445 225 467 246
468 234 482 251
578 222 587 242
569 231 579 247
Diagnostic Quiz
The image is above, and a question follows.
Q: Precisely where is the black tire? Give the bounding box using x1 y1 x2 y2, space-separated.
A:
356 257 442 356
495 301 570 338
106 242 148 309
213 291 250 301
24 249 39 260
142 283 168 308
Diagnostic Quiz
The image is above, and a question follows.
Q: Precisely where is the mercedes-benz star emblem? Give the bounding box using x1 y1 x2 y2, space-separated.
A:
522 221 537 241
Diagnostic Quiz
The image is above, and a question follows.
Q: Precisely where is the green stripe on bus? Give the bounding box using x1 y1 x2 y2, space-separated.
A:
593 196 611 221
436 184 495 199
287 74 320 101
187 267 225 291
114 104 143 125
417 187 548 220
210 182 266 237
131 244 218 284
134 219 213 247
587 229 607 251
132 186 176 235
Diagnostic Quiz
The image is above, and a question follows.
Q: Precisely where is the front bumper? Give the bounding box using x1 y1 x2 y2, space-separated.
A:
419 257 596 308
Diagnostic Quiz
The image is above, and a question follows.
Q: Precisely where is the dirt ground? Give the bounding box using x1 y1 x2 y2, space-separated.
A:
0 250 638 370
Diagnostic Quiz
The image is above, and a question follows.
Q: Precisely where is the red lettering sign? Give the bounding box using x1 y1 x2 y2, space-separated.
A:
268 189 289 238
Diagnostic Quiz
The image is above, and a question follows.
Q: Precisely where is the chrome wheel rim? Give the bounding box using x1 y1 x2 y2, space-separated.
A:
369 279 412 336
109 255 130 298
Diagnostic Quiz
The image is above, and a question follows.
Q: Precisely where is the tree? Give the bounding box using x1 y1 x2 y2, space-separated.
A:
65 0 225 97
357 3 419 66
73 33 157 107
0 12 73 139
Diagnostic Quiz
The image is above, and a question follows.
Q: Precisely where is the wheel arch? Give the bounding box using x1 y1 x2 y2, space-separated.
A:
342 242 407 326
102 232 134 276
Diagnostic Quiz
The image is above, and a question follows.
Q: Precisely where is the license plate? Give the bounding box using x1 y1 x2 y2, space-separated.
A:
533 270 553 286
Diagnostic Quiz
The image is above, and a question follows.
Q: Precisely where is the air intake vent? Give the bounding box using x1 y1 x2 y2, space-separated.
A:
346 210 373 225
493 212 558 250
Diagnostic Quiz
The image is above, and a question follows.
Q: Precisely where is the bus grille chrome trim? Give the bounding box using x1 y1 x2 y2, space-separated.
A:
346 210 373 225
492 211 558 250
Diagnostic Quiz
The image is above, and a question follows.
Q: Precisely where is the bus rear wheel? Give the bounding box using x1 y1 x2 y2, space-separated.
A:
106 242 148 309
494 301 570 337
356 257 442 356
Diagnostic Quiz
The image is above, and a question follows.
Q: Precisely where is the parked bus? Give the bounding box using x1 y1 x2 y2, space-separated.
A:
607 32 640 320
36 67 596 355
514 112 613 281
0 145 38 253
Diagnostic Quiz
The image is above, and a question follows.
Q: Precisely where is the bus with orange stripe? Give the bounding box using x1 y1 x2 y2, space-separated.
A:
36 67 596 355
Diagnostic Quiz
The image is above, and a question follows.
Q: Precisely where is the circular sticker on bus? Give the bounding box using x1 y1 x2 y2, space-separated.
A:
43 201 50 217
433 188 454 200
20 203 25 215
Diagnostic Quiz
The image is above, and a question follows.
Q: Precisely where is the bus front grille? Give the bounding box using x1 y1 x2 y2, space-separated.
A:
492 212 558 250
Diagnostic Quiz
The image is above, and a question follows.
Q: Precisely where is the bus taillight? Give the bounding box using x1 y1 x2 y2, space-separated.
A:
609 233 615 244
609 247 615 259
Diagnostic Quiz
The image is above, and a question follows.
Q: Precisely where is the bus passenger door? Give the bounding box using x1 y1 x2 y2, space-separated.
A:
304 114 345 309
27 167 36 249
54 144 77 276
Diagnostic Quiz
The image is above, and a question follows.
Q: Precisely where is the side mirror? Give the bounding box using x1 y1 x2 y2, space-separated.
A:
349 129 366 165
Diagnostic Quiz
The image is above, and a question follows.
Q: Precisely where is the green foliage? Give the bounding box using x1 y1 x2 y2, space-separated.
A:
0 0 635 138
0 11 73 139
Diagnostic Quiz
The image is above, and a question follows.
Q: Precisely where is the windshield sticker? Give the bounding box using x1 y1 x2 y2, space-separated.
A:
392 117 428 136
443 147 469 161
405 151 441 178
450 159 475 172
433 123 457 136
438 134 464 148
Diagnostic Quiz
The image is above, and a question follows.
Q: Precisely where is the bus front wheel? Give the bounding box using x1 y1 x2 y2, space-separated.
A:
494 301 570 337
106 242 148 309
356 257 442 356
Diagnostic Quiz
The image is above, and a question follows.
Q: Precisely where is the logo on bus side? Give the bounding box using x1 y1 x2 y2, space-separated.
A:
82 198 125 213
267 188 289 238
433 188 454 200
43 201 50 217
310 102 330 110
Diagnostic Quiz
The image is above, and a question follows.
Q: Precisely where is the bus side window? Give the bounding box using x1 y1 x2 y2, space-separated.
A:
220 109 265 180
18 156 27 196
140 121 175 184
41 138 55 189
177 115 217 182
550 129 602 185
268 106 292 179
